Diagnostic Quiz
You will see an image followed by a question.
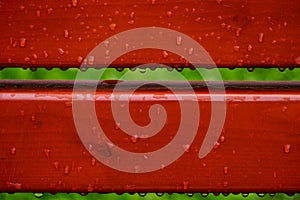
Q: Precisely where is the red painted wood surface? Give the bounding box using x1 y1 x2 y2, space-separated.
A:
0 81 299 193
0 0 299 69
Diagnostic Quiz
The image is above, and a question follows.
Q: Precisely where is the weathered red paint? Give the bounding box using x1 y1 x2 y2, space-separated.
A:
0 0 299 69
0 81 299 193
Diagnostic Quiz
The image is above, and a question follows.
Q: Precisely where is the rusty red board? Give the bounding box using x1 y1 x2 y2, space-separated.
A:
0 80 299 193
0 0 299 69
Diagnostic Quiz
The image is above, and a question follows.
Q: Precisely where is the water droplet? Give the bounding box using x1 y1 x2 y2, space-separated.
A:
223 166 228 175
278 67 285 72
247 67 254 72
24 57 30 62
36 10 41 17
53 161 59 170
273 171 277 178
188 48 194 55
114 122 120 130
220 23 226 28
176 36 182 45
31 114 36 121
77 56 83 63
34 193 44 198
213 142 220 149
77 166 82 173
139 68 146 73
156 193 164 197
109 23 117 31
216 0 222 4
87 56 94 65
44 149 50 158
186 193 194 197
6 182 22 189
183 181 189 190
235 28 242 37
19 5 25 11
138 193 147 197
182 144 190 153
219 135 225 143
57 48 65 55
242 193 249 197
86 184 93 192
176 67 183 72
237 59 244 66
280 106 288 114
247 44 253 52
166 11 172 17
32 53 38 60
151 0 156 4
116 67 124 72
130 12 135 19
72 0 78 7
64 29 69 38
270 40 277 46
127 20 134 25
64 166 70 174
47 8 53 14
233 45 240 52
130 135 138 143
257 193 266 197
43 50 49 58
91 158 96 166
258 33 264 43
201 193 209 197
223 181 228 187
162 50 169 58
20 38 26 48
283 144 291 154
295 57 300 65
10 147 16 155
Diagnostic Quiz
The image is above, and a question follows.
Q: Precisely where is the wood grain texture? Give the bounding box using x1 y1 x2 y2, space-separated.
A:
0 81 299 193
0 0 299 69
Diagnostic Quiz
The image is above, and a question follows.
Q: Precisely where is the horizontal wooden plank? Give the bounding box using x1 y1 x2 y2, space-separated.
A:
0 0 299 69
0 81 299 193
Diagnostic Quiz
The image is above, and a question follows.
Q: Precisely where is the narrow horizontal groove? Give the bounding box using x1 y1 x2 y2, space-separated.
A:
0 64 299 69
1 81 300 102
1 80 300 90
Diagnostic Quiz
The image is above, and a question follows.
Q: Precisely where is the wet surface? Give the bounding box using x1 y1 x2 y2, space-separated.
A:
0 84 299 192
0 0 299 69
